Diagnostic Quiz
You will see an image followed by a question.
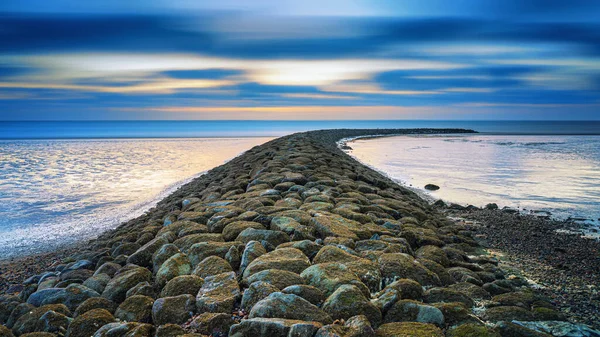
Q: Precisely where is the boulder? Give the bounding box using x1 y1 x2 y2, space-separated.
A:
192 256 232 278
375 322 444 337
235 228 290 247
36 284 100 312
12 305 70 336
249 292 333 325
66 309 115 337
102 267 152 304
300 263 369 298
127 237 169 268
240 241 267 274
222 221 265 241
156 253 191 288
281 285 326 307
383 300 444 327
241 281 280 311
74 297 117 317
378 253 440 287
186 312 233 336
446 323 500 337
114 295 154 323
246 269 304 290
152 294 196 325
322 284 382 326
312 245 381 293
35 310 71 334
229 318 322 337
160 275 204 297
195 272 241 313
242 248 310 279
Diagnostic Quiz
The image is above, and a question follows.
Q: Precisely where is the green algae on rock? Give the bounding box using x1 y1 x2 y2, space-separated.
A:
6 128 589 336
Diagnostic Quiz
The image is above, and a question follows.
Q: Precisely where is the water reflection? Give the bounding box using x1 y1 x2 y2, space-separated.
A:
349 135 600 223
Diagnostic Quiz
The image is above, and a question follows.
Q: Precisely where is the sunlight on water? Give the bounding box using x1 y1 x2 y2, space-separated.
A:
0 137 272 258
349 135 600 225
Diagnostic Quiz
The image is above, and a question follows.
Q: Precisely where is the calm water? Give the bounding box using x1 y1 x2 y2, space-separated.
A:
0 137 272 258
1 120 599 139
349 135 600 227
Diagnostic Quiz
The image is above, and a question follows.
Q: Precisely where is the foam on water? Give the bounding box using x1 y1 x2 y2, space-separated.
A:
0 137 272 258
347 134 600 228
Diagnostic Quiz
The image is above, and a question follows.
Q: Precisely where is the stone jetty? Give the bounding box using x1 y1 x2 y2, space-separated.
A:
0 129 590 337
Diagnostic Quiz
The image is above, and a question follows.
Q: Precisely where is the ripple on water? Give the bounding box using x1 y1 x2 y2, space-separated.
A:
0 137 272 258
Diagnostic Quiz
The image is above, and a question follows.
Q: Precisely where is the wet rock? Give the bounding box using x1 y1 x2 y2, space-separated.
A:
378 253 440 287
35 310 72 334
235 228 290 247
495 321 553 337
114 295 154 323
423 287 474 308
12 305 70 336
195 272 241 313
156 253 191 288
313 245 381 293
249 292 333 324
152 244 181 274
242 248 310 279
151 294 196 325
186 312 233 336
415 246 449 267
74 297 116 317
239 241 267 275
0 325 14 337
481 306 533 322
160 275 204 297
281 285 326 307
102 267 152 304
37 284 100 312
375 322 444 337
66 309 115 337
91 322 154 337
94 263 121 278
424 184 440 191
82 274 111 294
222 221 265 241
246 269 304 290
187 242 241 268
510 321 600 337
191 256 232 278
127 237 169 268
154 324 185 337
229 318 322 337
241 281 279 311
300 262 370 298
125 281 156 299
322 284 382 326
383 300 444 327
446 323 500 337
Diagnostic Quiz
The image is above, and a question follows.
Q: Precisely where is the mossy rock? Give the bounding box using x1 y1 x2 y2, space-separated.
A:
66 309 115 337
431 302 473 326
229 317 322 337
532 307 566 321
492 291 537 309
152 294 196 325
114 295 154 323
12 304 71 336
186 312 233 336
222 221 265 241
249 292 332 325
415 245 450 267
242 248 310 279
156 253 192 288
92 322 154 337
102 267 152 304
161 275 204 297
192 256 232 278
155 324 185 337
481 306 534 322
322 284 382 327
34 310 72 334
0 325 15 337
300 262 370 298
195 272 241 314
376 322 444 337
424 287 474 307
378 253 440 287
241 281 280 311
281 285 326 307
446 323 500 337
74 297 116 317
383 300 444 327
246 269 304 290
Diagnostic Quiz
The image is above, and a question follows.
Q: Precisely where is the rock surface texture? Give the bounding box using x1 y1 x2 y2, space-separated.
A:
2 128 598 337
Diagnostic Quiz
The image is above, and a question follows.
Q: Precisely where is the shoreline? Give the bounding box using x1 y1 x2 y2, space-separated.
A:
342 133 600 231
1 128 598 337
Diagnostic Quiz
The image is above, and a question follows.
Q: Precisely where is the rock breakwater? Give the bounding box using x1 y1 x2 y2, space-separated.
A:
1 129 597 337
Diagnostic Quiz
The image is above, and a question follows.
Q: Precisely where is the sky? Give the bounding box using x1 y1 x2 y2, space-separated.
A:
1 0 599 120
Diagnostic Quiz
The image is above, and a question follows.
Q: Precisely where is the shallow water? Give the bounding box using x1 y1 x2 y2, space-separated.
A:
348 134 600 225
0 137 272 258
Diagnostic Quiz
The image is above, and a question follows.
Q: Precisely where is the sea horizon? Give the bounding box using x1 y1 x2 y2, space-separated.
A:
1 120 600 139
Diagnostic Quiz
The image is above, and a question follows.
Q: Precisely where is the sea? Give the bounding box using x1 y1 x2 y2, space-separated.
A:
0 120 599 258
